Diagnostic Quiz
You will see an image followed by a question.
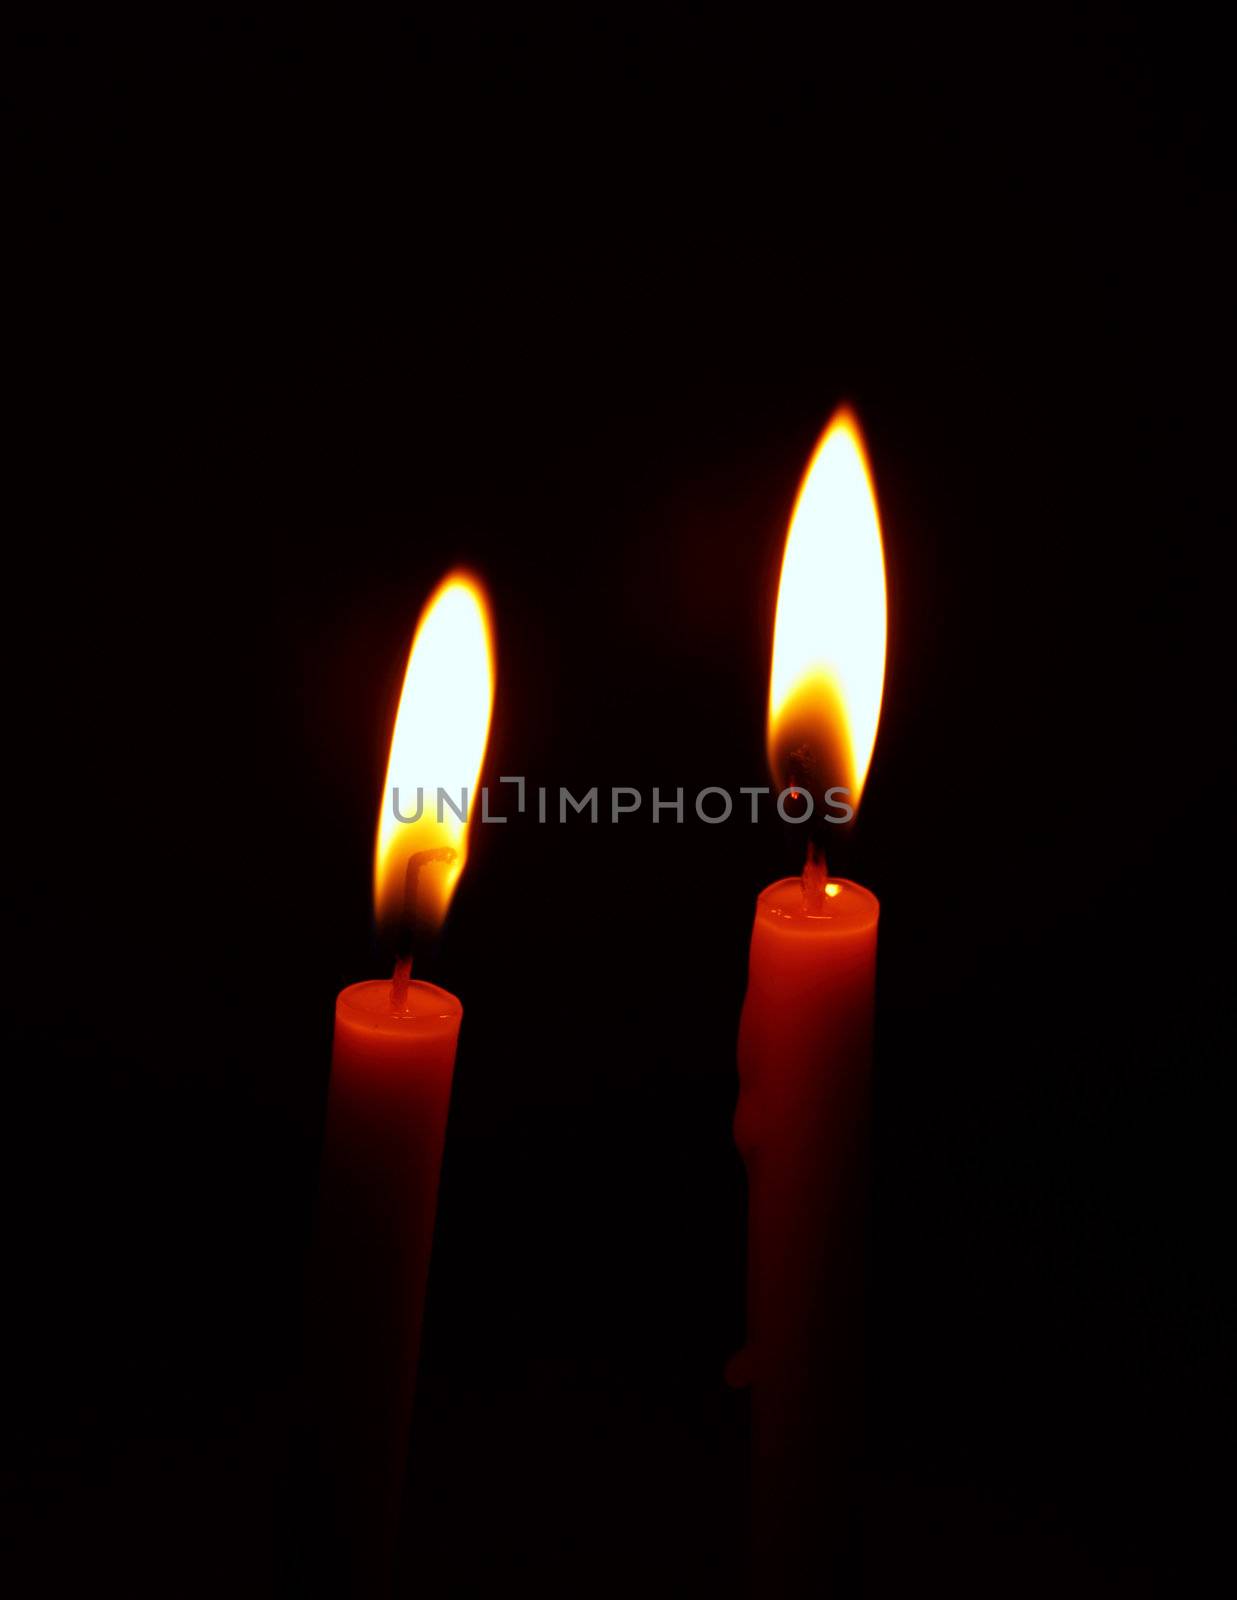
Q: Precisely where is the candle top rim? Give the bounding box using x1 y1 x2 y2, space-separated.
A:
756 875 879 932
335 977 463 1035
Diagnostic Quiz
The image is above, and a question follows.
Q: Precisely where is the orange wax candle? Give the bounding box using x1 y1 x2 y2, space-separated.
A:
306 572 495 1594
734 875 878 1585
310 980 462 1586
734 407 887 1591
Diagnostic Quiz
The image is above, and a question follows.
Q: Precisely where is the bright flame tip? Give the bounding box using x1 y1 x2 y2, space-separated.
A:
767 405 887 810
373 570 495 940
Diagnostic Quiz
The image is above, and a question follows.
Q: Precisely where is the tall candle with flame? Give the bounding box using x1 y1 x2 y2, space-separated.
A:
734 410 886 1590
307 573 494 1592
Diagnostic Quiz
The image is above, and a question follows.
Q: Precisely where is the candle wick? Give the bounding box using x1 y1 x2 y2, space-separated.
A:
802 839 828 913
402 845 458 921
390 954 413 1009
391 846 458 1008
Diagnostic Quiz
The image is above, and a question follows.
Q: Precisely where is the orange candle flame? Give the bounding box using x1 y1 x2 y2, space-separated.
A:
767 406 887 812
374 572 495 939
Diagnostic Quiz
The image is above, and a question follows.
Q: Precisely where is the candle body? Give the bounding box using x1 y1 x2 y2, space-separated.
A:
306 978 461 1594
734 877 878 1592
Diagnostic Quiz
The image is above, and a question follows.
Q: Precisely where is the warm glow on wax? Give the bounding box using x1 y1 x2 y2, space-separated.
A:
374 573 495 936
767 407 887 806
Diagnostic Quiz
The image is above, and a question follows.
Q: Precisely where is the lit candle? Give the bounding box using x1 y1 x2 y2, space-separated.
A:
306 572 495 1594
733 409 887 1590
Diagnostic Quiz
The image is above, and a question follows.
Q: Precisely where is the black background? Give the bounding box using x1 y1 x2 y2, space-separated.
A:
5 9 1232 1595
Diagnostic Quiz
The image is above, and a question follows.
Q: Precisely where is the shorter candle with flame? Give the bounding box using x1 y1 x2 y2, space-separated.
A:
734 408 886 1587
306 572 494 1590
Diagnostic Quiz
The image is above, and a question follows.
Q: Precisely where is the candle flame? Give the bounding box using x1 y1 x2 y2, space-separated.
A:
374 572 495 938
767 407 887 809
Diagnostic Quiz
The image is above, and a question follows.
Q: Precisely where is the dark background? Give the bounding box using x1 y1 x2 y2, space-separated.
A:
5 9 1232 1594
